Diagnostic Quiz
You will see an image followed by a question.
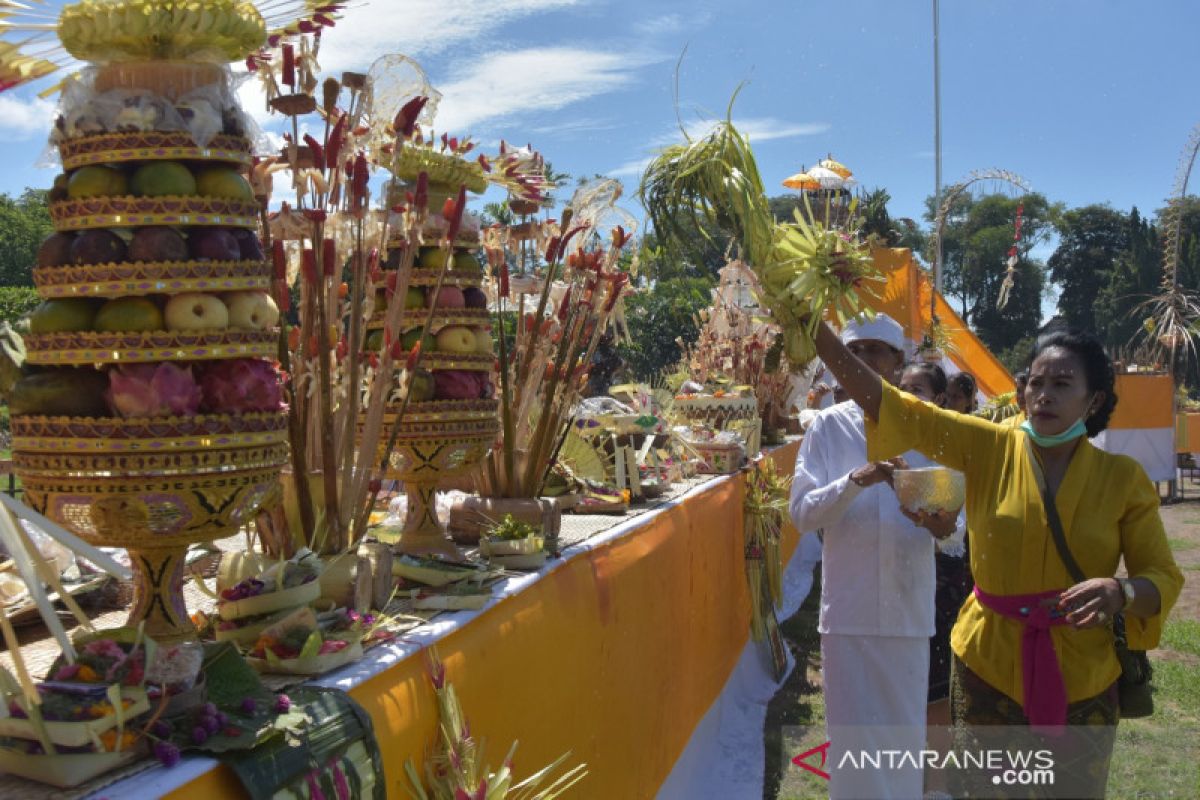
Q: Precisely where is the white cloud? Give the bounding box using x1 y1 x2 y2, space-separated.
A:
609 117 830 179
433 47 662 133
0 95 56 139
664 116 831 145
634 14 684 35
316 0 586 73
609 155 654 178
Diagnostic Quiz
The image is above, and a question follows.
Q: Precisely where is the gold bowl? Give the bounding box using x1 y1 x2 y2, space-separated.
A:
892 467 965 514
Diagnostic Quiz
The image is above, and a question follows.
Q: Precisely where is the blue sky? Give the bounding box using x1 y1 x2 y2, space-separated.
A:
4 1 1200 314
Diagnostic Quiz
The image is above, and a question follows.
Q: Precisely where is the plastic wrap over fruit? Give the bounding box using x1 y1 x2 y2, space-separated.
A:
197 359 284 413
433 369 482 401
107 362 203 418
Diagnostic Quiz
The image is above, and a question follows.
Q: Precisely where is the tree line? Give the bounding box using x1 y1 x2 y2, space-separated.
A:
2 184 1197 393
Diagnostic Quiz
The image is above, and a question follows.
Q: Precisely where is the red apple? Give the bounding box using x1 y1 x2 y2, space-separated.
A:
429 286 465 309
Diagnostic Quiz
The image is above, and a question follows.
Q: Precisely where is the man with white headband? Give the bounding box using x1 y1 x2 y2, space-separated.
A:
789 313 950 799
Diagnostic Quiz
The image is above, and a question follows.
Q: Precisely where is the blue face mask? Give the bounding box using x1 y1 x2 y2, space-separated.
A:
1020 417 1088 448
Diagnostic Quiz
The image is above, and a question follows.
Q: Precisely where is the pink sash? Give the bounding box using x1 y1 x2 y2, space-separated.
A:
972 585 1071 729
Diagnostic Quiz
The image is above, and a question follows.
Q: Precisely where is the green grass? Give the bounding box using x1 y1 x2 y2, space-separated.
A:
1166 537 1197 551
764 591 1200 799
1161 619 1200 659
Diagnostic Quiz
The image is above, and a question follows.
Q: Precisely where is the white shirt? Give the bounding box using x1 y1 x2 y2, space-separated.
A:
789 400 936 638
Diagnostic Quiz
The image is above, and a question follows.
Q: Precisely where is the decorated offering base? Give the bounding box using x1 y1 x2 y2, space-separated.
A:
10 50 288 639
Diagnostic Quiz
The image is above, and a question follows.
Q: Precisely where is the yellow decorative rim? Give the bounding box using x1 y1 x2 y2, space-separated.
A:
417 352 496 372
368 308 491 331
403 268 486 288
24 329 278 365
14 443 291 477
370 399 500 425
50 196 259 232
59 132 254 171
34 260 270 299
11 411 286 453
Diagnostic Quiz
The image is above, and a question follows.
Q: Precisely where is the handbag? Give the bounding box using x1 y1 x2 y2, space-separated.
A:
1037 477 1154 718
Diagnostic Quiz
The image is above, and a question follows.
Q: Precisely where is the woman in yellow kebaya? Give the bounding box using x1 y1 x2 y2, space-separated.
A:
810 322 1183 795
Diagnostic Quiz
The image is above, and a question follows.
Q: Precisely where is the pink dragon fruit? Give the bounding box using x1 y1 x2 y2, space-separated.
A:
106 362 203 418
197 359 284 413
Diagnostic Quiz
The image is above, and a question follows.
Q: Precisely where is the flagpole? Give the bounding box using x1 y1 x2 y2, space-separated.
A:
932 0 944 302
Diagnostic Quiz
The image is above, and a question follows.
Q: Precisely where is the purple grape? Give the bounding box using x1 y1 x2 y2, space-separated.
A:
215 712 228 727
202 715 220 735
239 697 257 715
190 726 208 745
154 741 182 768
200 702 218 717
274 694 291 713
151 720 172 739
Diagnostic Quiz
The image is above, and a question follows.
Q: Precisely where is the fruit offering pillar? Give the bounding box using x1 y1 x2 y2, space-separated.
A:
9 6 290 639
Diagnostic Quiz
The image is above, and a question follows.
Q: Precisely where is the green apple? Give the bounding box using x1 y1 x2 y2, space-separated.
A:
400 328 435 352
224 291 279 330
435 326 477 354
472 327 493 354
407 369 435 402
131 161 197 197
94 296 164 332
404 287 425 309
164 292 229 330
418 248 450 270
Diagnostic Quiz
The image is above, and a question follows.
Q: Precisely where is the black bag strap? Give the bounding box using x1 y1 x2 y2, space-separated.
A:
1025 439 1087 584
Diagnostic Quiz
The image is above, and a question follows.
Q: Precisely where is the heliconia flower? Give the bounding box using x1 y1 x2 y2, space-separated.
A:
352 154 370 211
197 359 284 414
441 197 456 220
302 209 328 223
335 340 348 361
498 261 510 298
301 248 318 285
414 171 429 210
445 185 468 242
368 478 381 493
303 134 325 171
323 238 338 278
448 137 458 153
275 280 290 313
282 45 295 87
557 288 573 321
544 235 562 264
393 96 428 138
272 240 287 281
107 362 202 418
477 154 491 172
288 326 302 351
405 341 421 370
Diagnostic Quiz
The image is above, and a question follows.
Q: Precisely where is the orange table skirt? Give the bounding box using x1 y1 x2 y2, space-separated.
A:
167 441 801 799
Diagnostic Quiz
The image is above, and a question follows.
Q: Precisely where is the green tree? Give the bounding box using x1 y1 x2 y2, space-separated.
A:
926 192 1057 355
0 189 52 287
1094 207 1160 352
1048 205 1131 333
617 276 713 379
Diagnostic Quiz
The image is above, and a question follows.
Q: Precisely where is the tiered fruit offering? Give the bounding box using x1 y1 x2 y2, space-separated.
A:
9 64 288 639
